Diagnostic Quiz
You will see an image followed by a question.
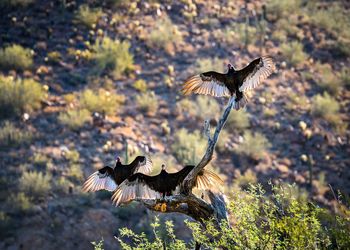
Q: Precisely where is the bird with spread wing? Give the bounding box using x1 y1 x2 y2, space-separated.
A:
111 164 223 206
82 155 152 193
182 56 276 110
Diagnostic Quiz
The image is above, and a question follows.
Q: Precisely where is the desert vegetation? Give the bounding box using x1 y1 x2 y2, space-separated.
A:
0 0 349 249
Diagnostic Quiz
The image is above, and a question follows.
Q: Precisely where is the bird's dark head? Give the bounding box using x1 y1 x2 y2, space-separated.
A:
227 63 235 71
161 164 166 171
115 155 121 163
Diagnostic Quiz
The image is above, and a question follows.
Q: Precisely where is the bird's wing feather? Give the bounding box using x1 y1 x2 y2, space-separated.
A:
182 71 230 97
111 173 161 206
82 170 117 192
195 169 224 190
238 56 275 92
136 155 153 175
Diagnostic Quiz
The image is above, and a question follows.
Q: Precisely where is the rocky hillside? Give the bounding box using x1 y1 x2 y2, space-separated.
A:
0 0 349 249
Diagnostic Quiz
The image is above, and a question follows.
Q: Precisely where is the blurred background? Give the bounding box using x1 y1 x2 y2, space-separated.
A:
0 0 349 249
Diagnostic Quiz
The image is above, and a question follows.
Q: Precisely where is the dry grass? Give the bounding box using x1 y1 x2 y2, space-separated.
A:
235 131 271 159
280 41 308 66
135 91 159 115
0 121 32 148
19 171 51 199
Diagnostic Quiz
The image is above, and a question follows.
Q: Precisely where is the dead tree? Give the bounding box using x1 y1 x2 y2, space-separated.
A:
134 97 236 224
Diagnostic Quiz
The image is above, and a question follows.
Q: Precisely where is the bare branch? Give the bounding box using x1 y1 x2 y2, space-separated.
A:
122 98 235 224
182 97 235 193
137 194 214 222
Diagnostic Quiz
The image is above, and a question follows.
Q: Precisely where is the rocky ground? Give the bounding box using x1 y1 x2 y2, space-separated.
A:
0 0 349 249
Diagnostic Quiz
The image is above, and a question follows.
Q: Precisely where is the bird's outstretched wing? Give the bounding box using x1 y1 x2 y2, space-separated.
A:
135 155 153 175
82 167 117 192
182 71 230 97
111 173 161 206
238 56 275 92
195 169 224 190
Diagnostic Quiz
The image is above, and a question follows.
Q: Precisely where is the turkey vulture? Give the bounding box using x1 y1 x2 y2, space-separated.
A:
111 164 223 206
182 56 276 110
82 155 152 192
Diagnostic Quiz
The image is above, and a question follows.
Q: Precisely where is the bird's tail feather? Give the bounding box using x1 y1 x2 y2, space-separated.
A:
195 169 224 190
234 94 248 110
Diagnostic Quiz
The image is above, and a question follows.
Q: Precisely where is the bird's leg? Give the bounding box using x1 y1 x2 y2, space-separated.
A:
234 91 243 110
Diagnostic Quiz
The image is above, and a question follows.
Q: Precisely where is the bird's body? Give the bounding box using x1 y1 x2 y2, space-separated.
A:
111 165 223 206
182 56 276 110
82 156 152 192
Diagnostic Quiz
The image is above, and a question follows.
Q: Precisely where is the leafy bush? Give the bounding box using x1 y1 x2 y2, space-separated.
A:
171 128 207 165
135 91 159 115
19 171 51 199
58 109 91 130
75 4 103 28
0 44 33 70
340 66 350 88
0 75 46 117
311 92 343 129
280 41 308 66
309 3 350 57
91 37 134 78
194 57 225 73
226 110 250 132
266 0 301 21
8 192 33 212
133 79 147 92
117 184 348 249
176 99 197 118
80 88 124 115
0 121 32 147
195 96 220 120
313 63 342 94
146 16 183 54
214 22 258 47
235 131 271 159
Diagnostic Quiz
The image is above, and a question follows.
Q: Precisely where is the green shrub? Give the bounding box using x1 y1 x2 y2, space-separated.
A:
75 4 103 28
171 128 207 165
314 63 342 94
226 109 250 132
58 109 91 130
309 3 350 57
133 79 147 92
0 75 46 117
176 99 197 118
214 23 257 47
266 0 301 20
0 44 33 70
311 92 343 129
19 171 51 198
340 66 350 88
194 57 225 73
233 169 258 189
31 152 51 168
235 131 271 159
91 37 134 78
8 192 33 212
80 88 124 115
135 91 159 115
147 16 183 53
281 41 308 66
195 96 220 120
117 184 341 249
0 121 32 147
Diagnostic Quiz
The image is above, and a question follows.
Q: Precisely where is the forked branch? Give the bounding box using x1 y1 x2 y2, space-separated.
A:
182 97 235 193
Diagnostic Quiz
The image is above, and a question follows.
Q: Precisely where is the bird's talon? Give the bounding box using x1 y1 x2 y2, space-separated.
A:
160 202 167 212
